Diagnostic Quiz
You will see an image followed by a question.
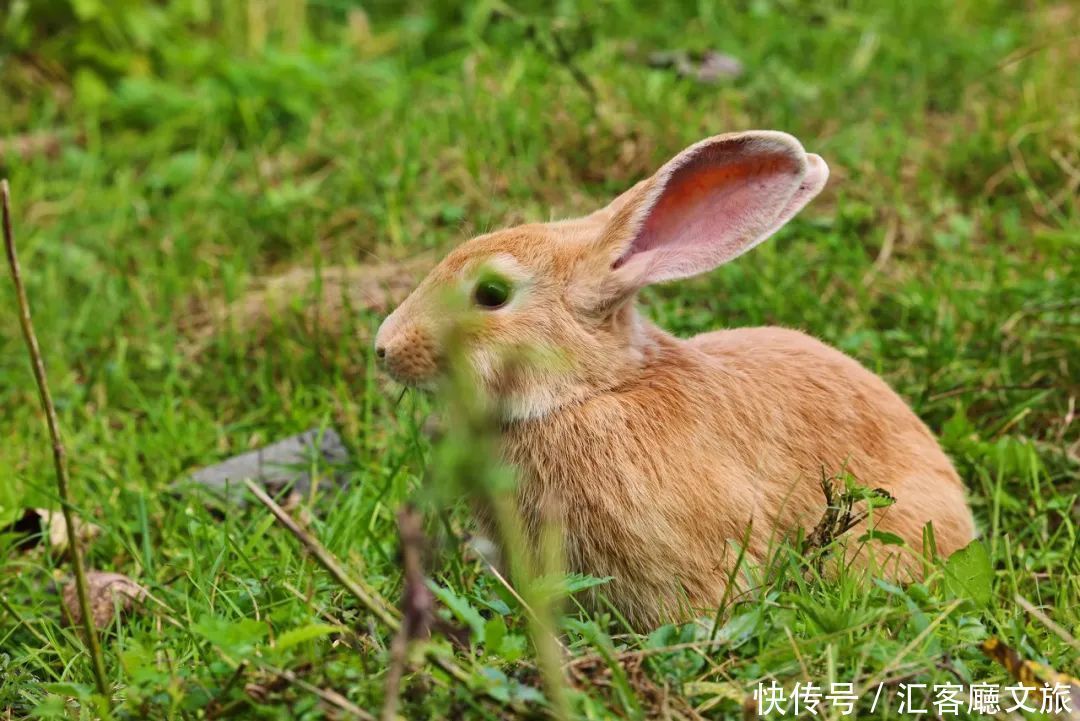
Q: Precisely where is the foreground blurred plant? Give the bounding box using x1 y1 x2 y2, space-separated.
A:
420 306 572 719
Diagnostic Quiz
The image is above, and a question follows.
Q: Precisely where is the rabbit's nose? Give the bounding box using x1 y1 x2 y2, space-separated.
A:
374 316 439 385
374 315 396 363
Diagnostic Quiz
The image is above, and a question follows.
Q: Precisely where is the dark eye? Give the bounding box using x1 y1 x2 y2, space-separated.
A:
473 276 511 309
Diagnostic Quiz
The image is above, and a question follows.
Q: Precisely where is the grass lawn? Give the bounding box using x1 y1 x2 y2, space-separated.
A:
1 1 1077 718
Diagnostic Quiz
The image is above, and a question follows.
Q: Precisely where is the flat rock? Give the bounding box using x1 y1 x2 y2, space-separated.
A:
182 428 349 506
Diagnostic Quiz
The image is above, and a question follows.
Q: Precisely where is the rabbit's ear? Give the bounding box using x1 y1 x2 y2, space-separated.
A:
597 131 828 287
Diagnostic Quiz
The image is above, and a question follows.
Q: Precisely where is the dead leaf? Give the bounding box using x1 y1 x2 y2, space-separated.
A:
44 509 101 552
2 507 100 553
981 638 1080 720
62 571 148 628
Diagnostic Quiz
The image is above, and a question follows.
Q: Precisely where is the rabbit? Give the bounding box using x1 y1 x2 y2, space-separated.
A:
374 131 976 629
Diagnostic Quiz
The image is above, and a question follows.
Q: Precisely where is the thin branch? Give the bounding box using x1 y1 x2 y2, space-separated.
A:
243 479 398 629
1015 594 1080 653
2 179 110 701
243 479 524 714
382 506 434 721
382 619 410 721
264 664 377 721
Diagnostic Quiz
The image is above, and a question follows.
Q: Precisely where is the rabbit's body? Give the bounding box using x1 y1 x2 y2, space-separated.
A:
502 321 972 627
376 131 976 629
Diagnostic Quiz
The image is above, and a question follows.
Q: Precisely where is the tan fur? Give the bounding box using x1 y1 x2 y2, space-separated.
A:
375 131 975 629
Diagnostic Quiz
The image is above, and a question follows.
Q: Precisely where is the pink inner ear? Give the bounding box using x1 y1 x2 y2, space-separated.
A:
617 145 809 284
762 153 829 238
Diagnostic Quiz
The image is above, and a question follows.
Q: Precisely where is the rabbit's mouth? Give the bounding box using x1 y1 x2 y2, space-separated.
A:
380 372 440 395
377 359 441 392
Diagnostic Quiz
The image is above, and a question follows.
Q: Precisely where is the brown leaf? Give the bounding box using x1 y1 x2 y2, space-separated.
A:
44 509 101 552
981 638 1080 720
62 571 148 628
2 507 100 553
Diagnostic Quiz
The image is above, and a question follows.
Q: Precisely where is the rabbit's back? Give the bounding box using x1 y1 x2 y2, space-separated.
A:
501 322 974 627
693 324 973 546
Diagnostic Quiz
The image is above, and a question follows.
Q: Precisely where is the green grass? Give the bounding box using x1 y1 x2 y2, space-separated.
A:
1 1 1078 718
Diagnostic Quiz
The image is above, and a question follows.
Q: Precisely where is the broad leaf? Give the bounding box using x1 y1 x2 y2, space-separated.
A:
943 540 993 607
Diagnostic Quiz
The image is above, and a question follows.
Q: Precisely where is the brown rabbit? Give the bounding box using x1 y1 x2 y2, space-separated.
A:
375 131 975 629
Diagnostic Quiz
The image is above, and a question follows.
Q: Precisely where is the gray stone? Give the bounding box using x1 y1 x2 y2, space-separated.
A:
182 428 348 506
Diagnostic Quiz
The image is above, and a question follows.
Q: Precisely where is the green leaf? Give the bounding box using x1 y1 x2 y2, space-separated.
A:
562 573 614 594
715 607 763 646
483 616 506 652
439 204 466 223
73 68 110 109
481 616 526 662
943 540 993 607
478 667 546 704
498 634 527 663
39 683 92 699
529 572 613 603
477 596 512 616
429 582 485 641
29 696 67 719
857 529 906 546
274 623 339 652
193 615 267 657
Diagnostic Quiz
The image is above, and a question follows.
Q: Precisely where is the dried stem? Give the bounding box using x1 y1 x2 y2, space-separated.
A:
381 506 434 721
264 665 377 721
381 621 410 721
243 479 399 629
2 180 111 700
1015 594 1080 653
243 479 521 713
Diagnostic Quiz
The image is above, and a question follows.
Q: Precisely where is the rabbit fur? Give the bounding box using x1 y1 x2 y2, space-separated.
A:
375 131 975 629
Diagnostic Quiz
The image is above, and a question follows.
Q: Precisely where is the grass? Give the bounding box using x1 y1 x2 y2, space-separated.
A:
1 1 1078 718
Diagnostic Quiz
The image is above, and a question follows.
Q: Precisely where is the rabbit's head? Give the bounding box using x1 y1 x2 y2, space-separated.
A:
375 131 828 419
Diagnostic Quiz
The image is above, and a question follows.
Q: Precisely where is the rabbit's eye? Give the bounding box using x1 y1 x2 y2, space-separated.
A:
473 276 511 309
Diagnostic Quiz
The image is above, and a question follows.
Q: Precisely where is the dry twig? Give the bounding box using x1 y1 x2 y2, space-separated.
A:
1015 594 1080 653
242 479 526 715
243 479 398 629
265 665 376 720
2 179 110 701
382 506 436 721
